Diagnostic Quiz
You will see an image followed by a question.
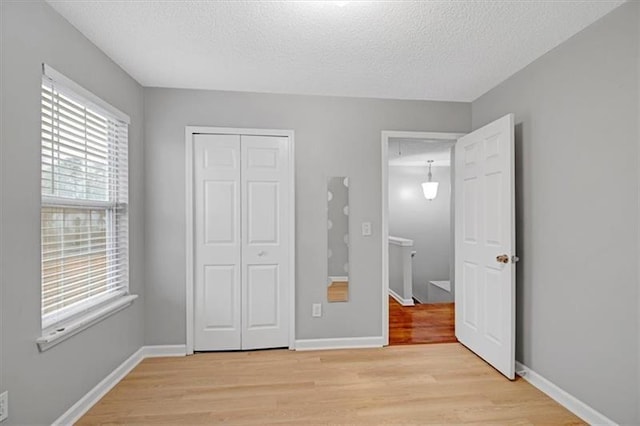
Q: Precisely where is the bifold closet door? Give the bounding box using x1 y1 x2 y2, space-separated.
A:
193 134 242 351
240 135 290 350
194 133 290 351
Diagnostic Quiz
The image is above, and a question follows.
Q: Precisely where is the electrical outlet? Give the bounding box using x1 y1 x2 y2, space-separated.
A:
312 303 322 317
0 391 8 422
362 222 372 236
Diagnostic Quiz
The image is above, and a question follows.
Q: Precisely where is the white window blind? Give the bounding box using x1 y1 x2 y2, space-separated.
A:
41 66 129 329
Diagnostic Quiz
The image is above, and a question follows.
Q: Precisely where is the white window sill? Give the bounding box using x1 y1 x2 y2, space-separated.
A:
36 294 138 352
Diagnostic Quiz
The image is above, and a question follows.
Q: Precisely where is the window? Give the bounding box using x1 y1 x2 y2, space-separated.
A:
40 65 130 330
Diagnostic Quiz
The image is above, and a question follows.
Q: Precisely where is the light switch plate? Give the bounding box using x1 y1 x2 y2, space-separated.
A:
362 222 372 236
312 303 322 317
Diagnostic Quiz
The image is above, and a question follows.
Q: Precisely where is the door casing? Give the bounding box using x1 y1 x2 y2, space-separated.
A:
185 126 296 354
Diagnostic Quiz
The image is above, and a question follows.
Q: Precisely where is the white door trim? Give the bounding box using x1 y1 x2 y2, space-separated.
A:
380 131 466 345
185 126 296 354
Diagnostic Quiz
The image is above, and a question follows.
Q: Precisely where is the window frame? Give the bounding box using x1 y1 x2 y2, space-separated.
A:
39 64 132 335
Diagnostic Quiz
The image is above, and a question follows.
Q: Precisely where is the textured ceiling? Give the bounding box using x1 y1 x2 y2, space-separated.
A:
47 0 625 101
388 139 453 167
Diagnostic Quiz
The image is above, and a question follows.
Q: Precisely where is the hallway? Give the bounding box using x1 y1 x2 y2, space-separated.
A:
389 297 456 345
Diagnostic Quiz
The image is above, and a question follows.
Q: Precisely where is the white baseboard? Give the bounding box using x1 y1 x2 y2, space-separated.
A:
53 347 144 425
389 288 414 306
515 361 617 425
53 345 186 425
143 344 187 358
295 336 384 351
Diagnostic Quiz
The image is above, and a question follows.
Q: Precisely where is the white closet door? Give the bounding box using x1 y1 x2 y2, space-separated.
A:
240 135 290 350
194 134 242 351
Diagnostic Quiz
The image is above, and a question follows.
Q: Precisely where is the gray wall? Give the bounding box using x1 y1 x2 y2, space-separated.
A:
0 2 145 424
472 2 639 423
143 88 470 343
388 165 452 303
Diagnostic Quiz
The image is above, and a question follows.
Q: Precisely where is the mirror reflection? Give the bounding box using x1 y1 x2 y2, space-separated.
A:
327 176 349 302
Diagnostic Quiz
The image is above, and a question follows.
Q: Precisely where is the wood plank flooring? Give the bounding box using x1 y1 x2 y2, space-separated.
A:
327 281 349 302
389 297 457 345
78 344 583 425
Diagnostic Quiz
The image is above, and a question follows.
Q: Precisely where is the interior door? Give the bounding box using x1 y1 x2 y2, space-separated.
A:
454 113 516 379
194 134 242 351
241 135 290 350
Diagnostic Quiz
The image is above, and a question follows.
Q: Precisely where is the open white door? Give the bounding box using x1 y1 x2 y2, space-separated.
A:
455 113 516 379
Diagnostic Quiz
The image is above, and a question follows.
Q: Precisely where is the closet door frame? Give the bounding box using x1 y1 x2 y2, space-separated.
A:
185 126 296 355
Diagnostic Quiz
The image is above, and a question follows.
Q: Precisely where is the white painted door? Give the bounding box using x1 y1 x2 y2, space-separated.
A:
193 133 291 351
241 135 290 350
454 113 516 379
194 134 242 351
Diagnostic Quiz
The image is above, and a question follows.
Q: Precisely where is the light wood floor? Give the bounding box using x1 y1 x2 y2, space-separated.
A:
389 297 457 345
78 344 583 425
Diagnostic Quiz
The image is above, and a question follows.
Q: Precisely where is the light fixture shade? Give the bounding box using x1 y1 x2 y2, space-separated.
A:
421 181 439 200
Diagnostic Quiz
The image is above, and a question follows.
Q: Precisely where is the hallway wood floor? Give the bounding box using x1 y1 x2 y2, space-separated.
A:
78 344 582 425
389 297 457 345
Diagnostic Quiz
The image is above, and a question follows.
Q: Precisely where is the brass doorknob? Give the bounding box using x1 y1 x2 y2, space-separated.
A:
496 254 509 264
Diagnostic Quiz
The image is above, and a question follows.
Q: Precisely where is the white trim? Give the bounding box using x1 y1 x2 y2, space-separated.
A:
430 280 451 293
388 236 414 247
381 131 466 347
185 127 194 355
37 295 138 352
388 288 414 306
288 135 296 351
294 336 384 351
41 289 128 331
143 344 187 358
515 362 617 425
52 347 144 425
412 294 427 304
42 64 130 124
52 345 186 425
185 126 296 354
328 276 348 287
186 126 294 138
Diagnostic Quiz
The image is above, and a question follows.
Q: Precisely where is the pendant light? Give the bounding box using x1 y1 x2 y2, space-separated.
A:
421 160 439 201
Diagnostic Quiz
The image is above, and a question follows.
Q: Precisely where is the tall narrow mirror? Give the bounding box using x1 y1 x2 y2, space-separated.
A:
327 176 349 302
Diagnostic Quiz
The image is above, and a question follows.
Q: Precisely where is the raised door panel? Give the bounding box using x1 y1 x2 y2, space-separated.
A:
202 265 237 329
462 261 479 331
483 267 503 345
246 264 280 329
463 176 479 244
204 181 238 245
246 181 280 245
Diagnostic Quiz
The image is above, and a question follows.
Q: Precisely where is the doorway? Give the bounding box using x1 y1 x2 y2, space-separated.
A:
381 131 463 346
382 114 517 380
